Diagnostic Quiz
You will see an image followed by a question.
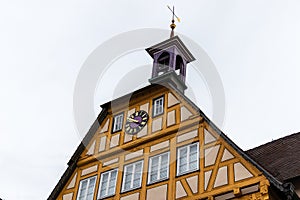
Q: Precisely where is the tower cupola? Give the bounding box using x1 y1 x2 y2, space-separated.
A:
146 35 195 93
146 7 195 93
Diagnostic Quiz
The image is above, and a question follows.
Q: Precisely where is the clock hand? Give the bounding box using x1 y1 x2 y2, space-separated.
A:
127 117 139 123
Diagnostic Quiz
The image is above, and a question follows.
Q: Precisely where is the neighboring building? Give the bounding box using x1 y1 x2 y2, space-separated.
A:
246 132 300 198
48 25 300 200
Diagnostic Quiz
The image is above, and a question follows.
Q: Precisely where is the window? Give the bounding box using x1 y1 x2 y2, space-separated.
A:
153 96 164 117
177 143 199 176
112 113 123 132
175 55 184 77
157 52 170 67
98 169 118 199
77 176 96 200
148 152 170 184
122 160 143 192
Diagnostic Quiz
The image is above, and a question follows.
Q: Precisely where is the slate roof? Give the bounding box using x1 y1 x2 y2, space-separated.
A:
246 132 300 182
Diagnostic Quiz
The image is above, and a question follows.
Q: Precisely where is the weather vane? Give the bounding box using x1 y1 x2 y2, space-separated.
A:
167 5 181 38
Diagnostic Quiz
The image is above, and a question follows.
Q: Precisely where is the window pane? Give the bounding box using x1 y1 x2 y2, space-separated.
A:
108 171 117 195
160 154 169 179
116 115 120 130
113 114 123 131
78 179 88 200
133 162 142 188
99 173 109 197
189 144 198 170
150 157 159 182
153 97 164 116
113 117 117 131
161 154 168 165
179 147 188 173
124 165 133 190
158 99 163 114
177 143 199 176
160 169 168 179
122 161 143 192
86 177 96 200
149 152 169 183
78 176 96 200
118 115 123 129
99 170 117 198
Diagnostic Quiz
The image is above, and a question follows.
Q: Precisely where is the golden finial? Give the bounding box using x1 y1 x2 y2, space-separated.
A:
167 5 181 38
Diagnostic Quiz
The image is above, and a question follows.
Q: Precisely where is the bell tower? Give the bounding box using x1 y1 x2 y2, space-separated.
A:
146 7 195 93
49 6 298 200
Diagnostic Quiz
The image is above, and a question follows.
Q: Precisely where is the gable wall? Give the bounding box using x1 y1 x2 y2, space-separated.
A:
56 86 271 200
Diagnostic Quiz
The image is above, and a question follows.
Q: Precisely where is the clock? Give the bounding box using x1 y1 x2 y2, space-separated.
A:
125 110 149 135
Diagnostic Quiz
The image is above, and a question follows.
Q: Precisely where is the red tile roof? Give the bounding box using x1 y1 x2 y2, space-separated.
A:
246 132 300 182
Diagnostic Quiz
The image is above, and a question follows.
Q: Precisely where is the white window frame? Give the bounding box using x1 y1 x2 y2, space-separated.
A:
122 160 144 192
177 142 199 176
113 113 123 132
98 169 118 199
77 176 97 200
153 96 164 117
148 152 170 184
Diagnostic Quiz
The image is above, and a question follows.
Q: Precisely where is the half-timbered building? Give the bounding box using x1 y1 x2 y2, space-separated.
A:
48 24 300 200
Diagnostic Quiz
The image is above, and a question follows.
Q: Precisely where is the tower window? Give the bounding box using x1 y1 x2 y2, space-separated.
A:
112 113 124 132
157 52 170 67
77 176 96 200
175 55 184 76
98 169 118 199
177 143 199 176
153 96 164 117
156 52 170 76
122 160 144 192
148 152 170 184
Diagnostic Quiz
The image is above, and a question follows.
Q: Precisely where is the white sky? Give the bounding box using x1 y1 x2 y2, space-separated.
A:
1 0 300 199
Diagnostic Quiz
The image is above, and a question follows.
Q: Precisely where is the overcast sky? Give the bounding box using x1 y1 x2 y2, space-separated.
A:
1 0 300 199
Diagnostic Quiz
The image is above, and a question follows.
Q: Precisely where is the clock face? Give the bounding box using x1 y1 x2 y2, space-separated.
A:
125 110 149 135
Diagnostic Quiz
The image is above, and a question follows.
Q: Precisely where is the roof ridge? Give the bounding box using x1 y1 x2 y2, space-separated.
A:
246 132 300 152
